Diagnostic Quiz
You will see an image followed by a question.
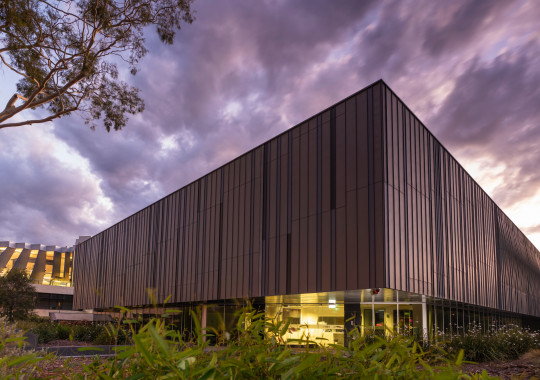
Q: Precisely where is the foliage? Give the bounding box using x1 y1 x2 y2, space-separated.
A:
56 323 71 340
0 268 37 322
21 320 130 344
440 324 540 362
30 321 58 344
1 318 48 379
76 306 487 379
0 0 194 130
5 305 540 378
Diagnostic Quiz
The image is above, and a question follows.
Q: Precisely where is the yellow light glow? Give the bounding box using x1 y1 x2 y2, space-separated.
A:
60 253 66 278
46 251 54 260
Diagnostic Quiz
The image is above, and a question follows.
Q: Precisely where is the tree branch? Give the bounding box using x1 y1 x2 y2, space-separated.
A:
0 0 194 130
2 94 29 112
0 107 77 129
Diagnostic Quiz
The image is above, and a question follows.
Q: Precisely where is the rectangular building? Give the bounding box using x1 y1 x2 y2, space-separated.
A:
73 80 540 341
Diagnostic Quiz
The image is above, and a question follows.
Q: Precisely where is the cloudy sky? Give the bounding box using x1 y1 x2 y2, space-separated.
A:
1 0 539 250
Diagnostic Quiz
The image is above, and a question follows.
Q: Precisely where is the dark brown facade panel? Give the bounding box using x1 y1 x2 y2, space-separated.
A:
373 181 385 288
345 97 358 291
335 207 347 291
278 135 289 295
231 159 240 298
357 92 369 189
321 210 332 291
357 186 370 290
243 156 252 297
307 124 317 293
335 112 346 209
346 190 358 290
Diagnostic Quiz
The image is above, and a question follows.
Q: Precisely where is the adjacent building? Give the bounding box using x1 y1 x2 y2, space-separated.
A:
73 80 540 342
0 241 74 314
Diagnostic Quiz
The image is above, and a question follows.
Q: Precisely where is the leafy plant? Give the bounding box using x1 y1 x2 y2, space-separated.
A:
1 318 47 378
441 324 540 362
0 268 36 322
77 306 482 379
30 321 58 344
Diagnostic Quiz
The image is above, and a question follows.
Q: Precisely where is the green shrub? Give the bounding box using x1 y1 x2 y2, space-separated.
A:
72 324 104 342
27 321 126 344
441 324 540 362
56 324 71 340
30 322 58 344
92 328 114 345
78 307 479 379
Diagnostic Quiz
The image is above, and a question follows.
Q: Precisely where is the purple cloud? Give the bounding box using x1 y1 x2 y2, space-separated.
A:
1 0 539 250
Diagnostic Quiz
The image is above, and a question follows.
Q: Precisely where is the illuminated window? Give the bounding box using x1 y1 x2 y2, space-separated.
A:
4 248 22 274
26 250 39 276
266 303 345 346
43 251 55 284
60 253 66 278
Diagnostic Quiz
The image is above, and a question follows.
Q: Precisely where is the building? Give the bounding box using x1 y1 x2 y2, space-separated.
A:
73 80 540 342
0 241 75 315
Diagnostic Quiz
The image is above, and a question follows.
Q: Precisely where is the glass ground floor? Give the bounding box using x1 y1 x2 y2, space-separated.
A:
265 289 536 345
117 288 539 345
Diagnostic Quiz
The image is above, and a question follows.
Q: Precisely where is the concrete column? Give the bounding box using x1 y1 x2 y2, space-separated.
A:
371 294 375 331
396 292 400 335
201 304 207 342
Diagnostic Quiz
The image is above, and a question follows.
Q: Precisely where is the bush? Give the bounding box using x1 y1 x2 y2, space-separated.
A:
30 322 58 344
56 324 71 340
93 324 130 345
441 324 540 362
72 324 105 343
78 307 476 379
93 327 115 345
25 321 127 344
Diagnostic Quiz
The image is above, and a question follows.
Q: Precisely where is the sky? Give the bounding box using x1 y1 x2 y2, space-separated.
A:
0 0 539 250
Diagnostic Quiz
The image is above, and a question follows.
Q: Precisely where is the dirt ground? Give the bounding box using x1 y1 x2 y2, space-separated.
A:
40 339 93 347
462 350 540 379
34 356 101 379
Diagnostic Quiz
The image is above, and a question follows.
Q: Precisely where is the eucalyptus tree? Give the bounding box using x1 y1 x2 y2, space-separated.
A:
0 0 193 130
0 269 36 321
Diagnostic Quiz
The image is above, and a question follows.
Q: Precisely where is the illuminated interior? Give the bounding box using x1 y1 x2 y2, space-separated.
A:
1 248 22 275
266 302 345 346
266 288 523 343
27 249 39 276
0 245 73 287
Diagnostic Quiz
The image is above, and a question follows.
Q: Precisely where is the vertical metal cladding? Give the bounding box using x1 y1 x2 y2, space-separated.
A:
496 209 540 316
382 83 540 317
73 79 540 318
73 81 387 310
